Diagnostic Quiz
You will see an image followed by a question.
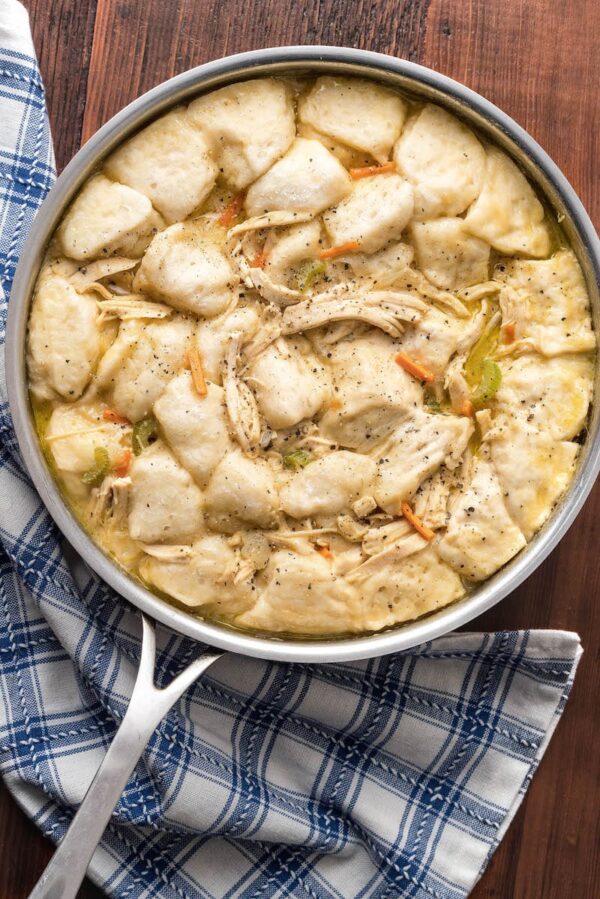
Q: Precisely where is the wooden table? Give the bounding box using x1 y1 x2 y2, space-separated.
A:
3 1 598 896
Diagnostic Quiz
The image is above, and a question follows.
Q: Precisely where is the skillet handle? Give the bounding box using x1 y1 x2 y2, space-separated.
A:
29 615 224 899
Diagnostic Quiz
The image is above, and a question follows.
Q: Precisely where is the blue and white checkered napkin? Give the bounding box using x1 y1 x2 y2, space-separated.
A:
0 3 584 897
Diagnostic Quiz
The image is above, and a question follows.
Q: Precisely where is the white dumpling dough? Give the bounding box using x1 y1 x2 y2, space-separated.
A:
95 317 192 422
438 459 526 581
323 174 414 255
299 76 407 163
154 374 233 485
205 450 278 532
28 265 100 401
58 174 158 261
188 78 296 189
195 305 261 384
264 220 323 277
245 138 352 217
246 338 330 429
134 222 237 318
397 306 464 379
490 417 579 539
463 147 550 257
394 104 486 219
105 109 217 224
45 404 128 473
374 409 473 513
410 217 490 290
495 250 595 355
237 550 363 634
280 451 377 519
128 442 204 543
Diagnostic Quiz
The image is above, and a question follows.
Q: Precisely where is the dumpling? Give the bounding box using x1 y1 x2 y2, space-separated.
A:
280 451 377 519
195 304 261 383
153 374 233 485
490 417 579 539
45 403 129 473
396 306 464 378
358 546 465 630
104 109 217 224
323 174 414 254
298 76 407 163
28 265 100 401
139 535 253 614
58 174 158 261
494 353 593 440
495 250 595 355
438 459 526 580
236 550 363 634
128 442 204 543
374 409 473 513
393 104 485 219
264 220 323 277
95 317 192 422
319 332 422 448
205 449 278 532
245 138 352 217
188 78 296 190
409 217 490 289
134 222 238 318
246 338 330 429
463 147 550 257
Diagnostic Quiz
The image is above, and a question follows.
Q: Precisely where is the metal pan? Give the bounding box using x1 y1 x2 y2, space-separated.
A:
6 47 600 898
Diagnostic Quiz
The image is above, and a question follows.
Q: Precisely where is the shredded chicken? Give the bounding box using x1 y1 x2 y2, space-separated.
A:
223 333 262 451
362 518 413 556
97 296 173 322
346 531 427 581
89 475 131 527
138 543 193 562
69 257 138 293
281 290 428 339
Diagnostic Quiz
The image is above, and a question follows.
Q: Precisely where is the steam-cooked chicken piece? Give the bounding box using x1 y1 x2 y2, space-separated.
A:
374 409 473 513
95 317 192 422
245 138 352 217
323 174 414 255
236 549 363 634
396 306 464 378
139 535 253 613
319 332 422 448
410 217 490 290
495 250 595 355
196 305 261 383
58 174 159 261
104 109 217 224
205 450 278 533
280 451 377 519
438 459 526 581
298 76 407 163
134 222 238 318
188 78 296 189
393 104 486 219
45 403 129 474
494 353 593 440
153 374 233 485
128 442 204 544
358 546 465 630
463 147 550 257
28 265 101 401
246 338 330 429
489 417 579 539
413 466 457 530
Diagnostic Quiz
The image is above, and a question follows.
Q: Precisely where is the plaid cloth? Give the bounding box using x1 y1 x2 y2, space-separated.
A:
0 3 584 897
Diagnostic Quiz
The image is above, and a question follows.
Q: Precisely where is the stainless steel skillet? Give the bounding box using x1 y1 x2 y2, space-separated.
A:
4 46 600 898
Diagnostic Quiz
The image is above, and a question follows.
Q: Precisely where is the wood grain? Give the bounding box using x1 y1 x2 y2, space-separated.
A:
4 1 599 896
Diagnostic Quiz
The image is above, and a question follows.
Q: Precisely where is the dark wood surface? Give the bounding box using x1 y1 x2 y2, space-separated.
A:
3 1 598 896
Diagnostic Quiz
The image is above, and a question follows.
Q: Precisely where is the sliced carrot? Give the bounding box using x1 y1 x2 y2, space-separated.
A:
401 502 435 542
102 409 131 426
250 248 268 268
319 240 361 260
350 161 396 180
113 450 132 478
459 399 475 417
218 191 245 227
503 322 516 343
315 544 334 560
185 346 208 397
329 397 342 411
394 352 435 384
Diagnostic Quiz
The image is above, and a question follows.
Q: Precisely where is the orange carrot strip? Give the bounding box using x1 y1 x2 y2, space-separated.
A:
102 409 131 426
503 322 516 343
218 191 245 227
250 248 268 268
401 502 435 542
394 352 435 384
113 450 132 478
319 240 361 260
185 346 208 397
315 545 334 560
459 399 475 417
350 161 396 180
